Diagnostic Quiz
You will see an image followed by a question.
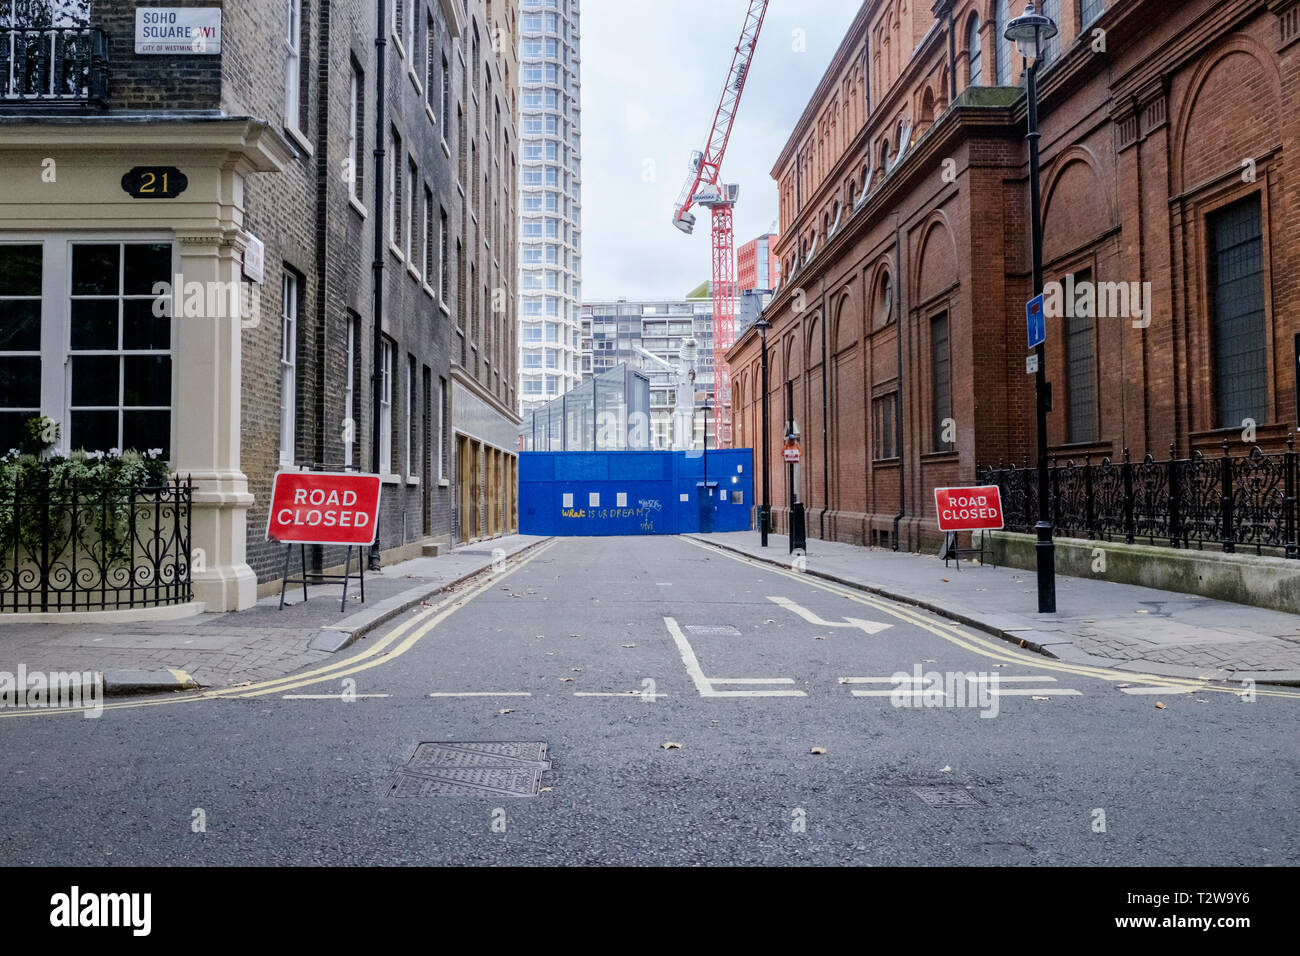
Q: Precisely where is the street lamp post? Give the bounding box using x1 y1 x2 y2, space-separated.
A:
1006 2 1058 614
755 315 771 546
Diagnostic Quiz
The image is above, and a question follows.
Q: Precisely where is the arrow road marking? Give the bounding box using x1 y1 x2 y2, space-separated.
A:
664 617 806 698
767 596 892 634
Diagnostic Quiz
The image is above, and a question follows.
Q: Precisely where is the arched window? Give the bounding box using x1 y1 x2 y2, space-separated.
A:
995 0 1012 85
967 14 982 87
873 270 894 328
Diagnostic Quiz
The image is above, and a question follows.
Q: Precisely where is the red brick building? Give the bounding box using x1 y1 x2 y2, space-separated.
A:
728 0 1300 550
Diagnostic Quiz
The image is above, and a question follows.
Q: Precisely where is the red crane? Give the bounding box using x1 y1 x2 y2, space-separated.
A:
672 0 770 450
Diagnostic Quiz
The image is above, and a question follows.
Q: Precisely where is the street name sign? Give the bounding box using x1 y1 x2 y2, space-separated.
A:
136 8 222 54
266 471 382 546
934 486 1005 533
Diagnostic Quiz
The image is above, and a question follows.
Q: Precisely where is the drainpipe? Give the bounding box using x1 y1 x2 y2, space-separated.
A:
369 0 387 570
947 3 958 104
819 279 829 540
892 213 905 551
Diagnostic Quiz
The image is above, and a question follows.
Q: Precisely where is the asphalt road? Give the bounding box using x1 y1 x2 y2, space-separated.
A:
2 536 1298 866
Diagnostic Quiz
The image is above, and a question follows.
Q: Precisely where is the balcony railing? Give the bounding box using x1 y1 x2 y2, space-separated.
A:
0 26 109 108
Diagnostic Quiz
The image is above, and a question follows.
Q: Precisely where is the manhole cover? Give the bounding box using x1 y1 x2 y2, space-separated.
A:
685 624 742 637
388 742 550 798
909 785 981 807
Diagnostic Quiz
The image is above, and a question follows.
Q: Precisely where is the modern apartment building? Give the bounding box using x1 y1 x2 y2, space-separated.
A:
0 0 520 611
517 0 582 415
580 295 715 451
736 232 780 333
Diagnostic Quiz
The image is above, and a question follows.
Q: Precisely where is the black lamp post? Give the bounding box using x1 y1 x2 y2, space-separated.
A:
700 399 711 490
755 314 771 546
1006 1 1058 614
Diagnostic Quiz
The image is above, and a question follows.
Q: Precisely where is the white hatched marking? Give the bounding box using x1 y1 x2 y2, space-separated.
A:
664 617 806 698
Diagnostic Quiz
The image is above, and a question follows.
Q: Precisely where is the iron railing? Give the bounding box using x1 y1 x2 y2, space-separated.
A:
980 438 1299 559
0 26 109 107
0 472 192 612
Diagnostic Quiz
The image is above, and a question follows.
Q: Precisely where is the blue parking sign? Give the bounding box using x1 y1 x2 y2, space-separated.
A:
1026 294 1046 349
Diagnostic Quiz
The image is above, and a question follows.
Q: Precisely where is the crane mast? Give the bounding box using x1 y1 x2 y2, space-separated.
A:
671 0 770 449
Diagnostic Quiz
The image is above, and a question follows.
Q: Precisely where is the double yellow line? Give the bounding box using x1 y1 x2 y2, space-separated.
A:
685 538 1300 701
0 540 557 720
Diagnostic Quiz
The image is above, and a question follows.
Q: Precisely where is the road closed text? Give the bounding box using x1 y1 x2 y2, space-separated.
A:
934 486 1005 533
266 472 382 546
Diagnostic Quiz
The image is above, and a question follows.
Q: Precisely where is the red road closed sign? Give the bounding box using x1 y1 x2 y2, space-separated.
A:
934 485 1004 533
783 442 801 464
266 471 382 546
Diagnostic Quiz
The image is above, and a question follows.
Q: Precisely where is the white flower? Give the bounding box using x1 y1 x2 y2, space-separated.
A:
148 448 163 458
108 447 121 458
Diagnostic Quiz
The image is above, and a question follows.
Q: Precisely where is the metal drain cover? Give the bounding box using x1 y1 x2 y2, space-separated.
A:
909 785 981 807
685 624 742 637
388 742 551 798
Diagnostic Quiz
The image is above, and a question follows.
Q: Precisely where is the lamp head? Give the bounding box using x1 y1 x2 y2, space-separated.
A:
1004 1 1058 66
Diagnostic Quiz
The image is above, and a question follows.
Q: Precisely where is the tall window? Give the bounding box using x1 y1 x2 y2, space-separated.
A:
1209 196 1267 429
1079 0 1105 30
995 0 1012 85
930 312 952 451
438 376 448 481
388 127 402 249
1065 269 1098 443
283 0 302 130
379 338 393 474
344 311 357 468
872 393 898 460
406 157 418 264
407 354 417 476
279 271 298 465
441 56 451 131
426 12 437 111
348 60 364 202
423 186 434 283
0 243 42 451
1040 0 1061 64
68 243 173 456
438 207 449 302
967 15 982 87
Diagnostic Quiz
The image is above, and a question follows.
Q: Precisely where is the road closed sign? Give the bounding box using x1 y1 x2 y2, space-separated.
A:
934 485 1004 533
266 471 382 546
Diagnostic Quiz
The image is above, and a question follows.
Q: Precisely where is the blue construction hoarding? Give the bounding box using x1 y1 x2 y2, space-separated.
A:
519 449 755 536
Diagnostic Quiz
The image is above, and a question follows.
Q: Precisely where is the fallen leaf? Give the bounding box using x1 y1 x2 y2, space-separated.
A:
571 667 582 672
539 787 553 792
1019 639 1028 648
941 579 949 583
764 619 776 624
923 659 936 663
1195 698 1209 703
838 678 850 684
813 635 825 640
1136 609 1149 614
810 746 827 755
497 708 514 715
940 765 952 773
993 664 1006 668
558 677 574 683
661 742 682 750
621 643 636 648
1155 701 1167 709
1031 695 1051 701
1116 683 1132 688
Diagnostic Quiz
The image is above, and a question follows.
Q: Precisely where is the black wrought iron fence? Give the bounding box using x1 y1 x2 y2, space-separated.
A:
0 27 109 105
0 472 192 612
980 438 1299 559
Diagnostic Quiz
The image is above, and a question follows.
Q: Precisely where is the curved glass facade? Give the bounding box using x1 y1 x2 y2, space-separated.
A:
517 0 582 414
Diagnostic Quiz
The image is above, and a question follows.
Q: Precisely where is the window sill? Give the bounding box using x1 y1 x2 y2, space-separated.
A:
381 473 402 485
406 262 422 281
426 103 437 127
405 475 420 487
438 478 450 488
408 68 422 96
389 241 405 263
441 138 452 159
348 195 368 219
391 35 406 61
284 125 314 157
423 282 436 299
438 300 451 316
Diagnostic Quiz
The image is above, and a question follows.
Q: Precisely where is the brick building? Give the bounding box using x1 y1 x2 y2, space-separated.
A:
0 0 519 611
727 0 1300 551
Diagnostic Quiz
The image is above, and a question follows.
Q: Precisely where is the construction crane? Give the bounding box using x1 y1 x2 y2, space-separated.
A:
671 0 770 450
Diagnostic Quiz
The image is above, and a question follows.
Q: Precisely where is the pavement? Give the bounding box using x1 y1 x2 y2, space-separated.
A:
689 531 1300 685
0 534 550 693
2 535 1297 867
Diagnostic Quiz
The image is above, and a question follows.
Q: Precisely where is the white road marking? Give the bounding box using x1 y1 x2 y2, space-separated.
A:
573 692 669 698
664 617 806 698
988 689 1083 696
710 677 798 685
1118 685 1198 695
281 694 390 700
840 676 930 684
852 689 943 698
767 596 892 634
965 675 1059 683
427 692 533 697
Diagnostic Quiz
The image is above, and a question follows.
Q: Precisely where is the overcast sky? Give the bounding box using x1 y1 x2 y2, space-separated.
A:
579 0 862 300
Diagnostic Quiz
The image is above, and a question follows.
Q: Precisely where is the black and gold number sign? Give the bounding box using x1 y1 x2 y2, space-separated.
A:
121 166 189 199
